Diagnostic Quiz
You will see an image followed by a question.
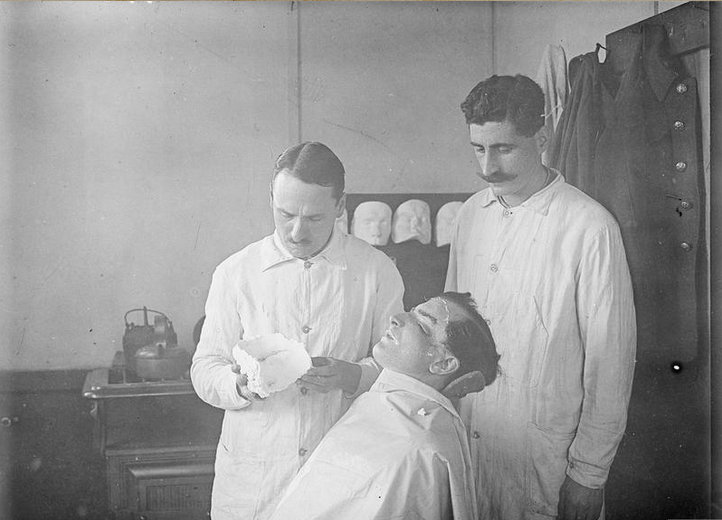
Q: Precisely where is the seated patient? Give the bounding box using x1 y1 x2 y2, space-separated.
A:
270 291 500 520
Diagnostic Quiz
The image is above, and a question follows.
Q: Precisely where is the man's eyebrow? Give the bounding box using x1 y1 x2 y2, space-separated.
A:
470 141 515 149
274 203 324 219
417 309 439 325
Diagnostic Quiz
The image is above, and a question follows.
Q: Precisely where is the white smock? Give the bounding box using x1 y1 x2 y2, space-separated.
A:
191 229 404 520
445 172 636 519
270 369 478 520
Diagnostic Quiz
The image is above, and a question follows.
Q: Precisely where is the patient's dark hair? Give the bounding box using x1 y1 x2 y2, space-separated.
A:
460 74 545 138
272 142 345 201
440 291 500 386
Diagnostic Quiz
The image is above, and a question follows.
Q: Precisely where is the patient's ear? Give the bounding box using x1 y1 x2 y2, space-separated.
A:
429 355 459 377
441 370 487 400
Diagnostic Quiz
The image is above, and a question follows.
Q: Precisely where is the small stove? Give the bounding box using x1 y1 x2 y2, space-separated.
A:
83 352 222 520
84 352 192 399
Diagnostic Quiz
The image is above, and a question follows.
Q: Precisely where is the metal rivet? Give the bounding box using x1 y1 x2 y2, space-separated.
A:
490 264 499 273
303 261 312 269
680 242 693 252
472 432 480 439
300 386 308 395
675 161 687 172
302 325 311 334
676 83 688 94
680 201 693 211
673 121 685 131
299 448 307 456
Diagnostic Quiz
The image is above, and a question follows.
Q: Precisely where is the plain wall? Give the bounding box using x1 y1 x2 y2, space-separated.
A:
0 1 693 371
1 2 292 369
299 1 493 193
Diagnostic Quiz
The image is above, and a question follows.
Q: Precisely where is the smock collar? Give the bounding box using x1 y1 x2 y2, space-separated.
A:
372 369 461 421
478 168 564 216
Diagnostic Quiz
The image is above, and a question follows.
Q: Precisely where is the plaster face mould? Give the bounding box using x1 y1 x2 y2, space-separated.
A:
392 199 431 245
435 201 463 247
351 201 393 246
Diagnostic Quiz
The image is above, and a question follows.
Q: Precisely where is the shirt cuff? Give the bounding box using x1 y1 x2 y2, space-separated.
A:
566 458 609 489
223 366 252 409
343 357 381 399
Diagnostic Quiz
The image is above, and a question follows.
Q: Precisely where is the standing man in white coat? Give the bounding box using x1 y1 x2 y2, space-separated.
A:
445 74 636 520
191 142 404 520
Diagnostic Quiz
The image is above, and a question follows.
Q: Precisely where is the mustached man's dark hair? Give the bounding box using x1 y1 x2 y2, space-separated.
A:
272 142 345 200
460 74 545 138
441 291 500 386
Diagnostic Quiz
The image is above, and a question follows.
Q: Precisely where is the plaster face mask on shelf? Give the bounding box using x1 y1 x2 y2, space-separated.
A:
391 199 432 245
434 201 463 247
351 201 393 246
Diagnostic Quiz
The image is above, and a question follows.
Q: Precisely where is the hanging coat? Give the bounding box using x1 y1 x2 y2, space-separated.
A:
550 24 705 365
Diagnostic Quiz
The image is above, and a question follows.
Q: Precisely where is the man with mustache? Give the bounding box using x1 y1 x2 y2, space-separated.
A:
191 142 404 520
270 292 500 520
445 75 636 520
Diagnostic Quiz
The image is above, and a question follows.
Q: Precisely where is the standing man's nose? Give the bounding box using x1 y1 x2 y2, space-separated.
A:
291 219 306 241
480 151 498 175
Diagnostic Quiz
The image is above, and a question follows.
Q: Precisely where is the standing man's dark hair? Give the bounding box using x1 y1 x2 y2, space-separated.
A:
460 74 545 137
273 141 345 201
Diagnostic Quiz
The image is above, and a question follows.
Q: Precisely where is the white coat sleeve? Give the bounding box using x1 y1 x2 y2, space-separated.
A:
567 223 637 488
350 255 405 398
190 265 251 410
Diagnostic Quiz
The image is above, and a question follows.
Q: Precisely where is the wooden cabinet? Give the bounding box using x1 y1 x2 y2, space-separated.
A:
0 370 107 520
83 362 223 520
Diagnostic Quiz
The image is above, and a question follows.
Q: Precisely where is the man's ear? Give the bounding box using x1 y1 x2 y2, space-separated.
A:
429 354 459 377
442 370 487 400
336 193 347 219
534 126 549 154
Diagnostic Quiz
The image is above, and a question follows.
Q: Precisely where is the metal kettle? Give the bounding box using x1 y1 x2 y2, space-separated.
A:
122 307 180 377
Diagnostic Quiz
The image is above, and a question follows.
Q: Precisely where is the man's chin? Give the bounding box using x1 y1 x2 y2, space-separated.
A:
285 243 314 258
371 342 387 363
